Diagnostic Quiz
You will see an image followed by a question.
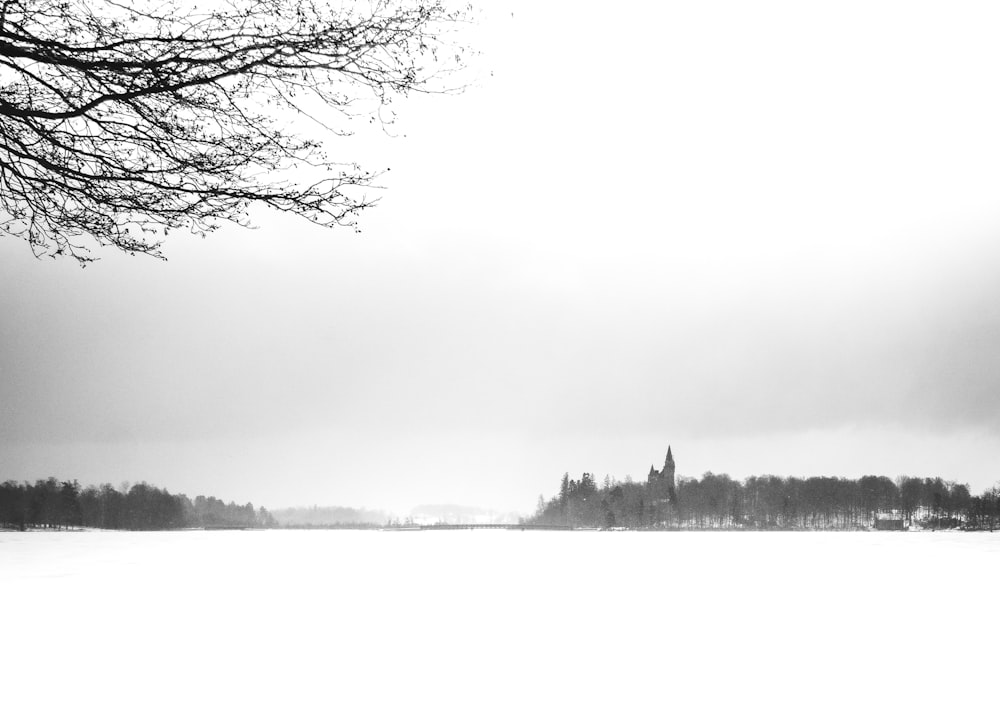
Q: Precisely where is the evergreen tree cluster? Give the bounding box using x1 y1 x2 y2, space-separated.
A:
531 472 1000 530
0 478 276 531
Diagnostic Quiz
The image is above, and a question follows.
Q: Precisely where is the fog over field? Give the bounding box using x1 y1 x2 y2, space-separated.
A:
2 530 997 720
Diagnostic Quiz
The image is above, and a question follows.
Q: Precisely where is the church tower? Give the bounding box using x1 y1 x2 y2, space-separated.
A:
663 446 675 486
647 446 677 504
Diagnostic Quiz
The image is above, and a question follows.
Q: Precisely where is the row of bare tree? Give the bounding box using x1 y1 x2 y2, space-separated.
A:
0 478 275 530
530 472 999 530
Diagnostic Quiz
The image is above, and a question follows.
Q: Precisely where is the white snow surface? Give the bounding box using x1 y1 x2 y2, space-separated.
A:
2 530 998 720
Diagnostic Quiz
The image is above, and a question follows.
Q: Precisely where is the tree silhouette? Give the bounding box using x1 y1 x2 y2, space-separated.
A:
529 469 988 530
0 477 276 529
0 0 469 262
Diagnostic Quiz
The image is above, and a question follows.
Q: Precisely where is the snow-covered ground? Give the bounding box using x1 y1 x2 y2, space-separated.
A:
2 530 997 720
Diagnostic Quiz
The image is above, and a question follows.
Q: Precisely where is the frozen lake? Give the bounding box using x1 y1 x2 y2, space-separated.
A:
2 530 998 719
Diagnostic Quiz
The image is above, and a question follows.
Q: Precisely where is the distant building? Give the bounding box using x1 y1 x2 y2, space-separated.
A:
647 446 678 504
874 514 907 531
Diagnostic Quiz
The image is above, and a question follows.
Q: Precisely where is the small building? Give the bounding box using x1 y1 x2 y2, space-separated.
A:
874 514 906 531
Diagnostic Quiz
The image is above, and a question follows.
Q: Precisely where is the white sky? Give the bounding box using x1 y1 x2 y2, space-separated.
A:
2 0 1000 514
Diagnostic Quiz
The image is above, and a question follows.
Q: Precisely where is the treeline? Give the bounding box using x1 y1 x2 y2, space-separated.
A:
530 472 1000 530
0 478 276 531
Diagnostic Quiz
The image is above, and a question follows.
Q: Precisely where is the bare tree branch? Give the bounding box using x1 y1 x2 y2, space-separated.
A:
0 0 471 263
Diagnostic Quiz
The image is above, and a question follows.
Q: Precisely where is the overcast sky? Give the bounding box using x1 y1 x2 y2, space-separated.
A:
2 0 1000 514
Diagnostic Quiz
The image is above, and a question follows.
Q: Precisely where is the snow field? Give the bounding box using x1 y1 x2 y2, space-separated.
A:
2 530 997 719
